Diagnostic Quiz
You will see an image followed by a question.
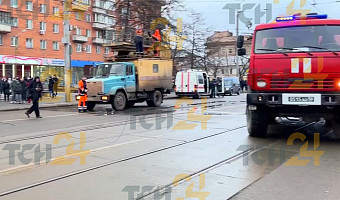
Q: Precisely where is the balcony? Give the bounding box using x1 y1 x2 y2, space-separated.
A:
92 22 107 29
72 35 88 43
92 37 107 44
71 1 89 11
0 24 11 33
92 7 106 14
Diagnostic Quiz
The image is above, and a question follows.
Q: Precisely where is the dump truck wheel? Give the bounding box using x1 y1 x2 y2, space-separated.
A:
86 102 96 111
147 90 163 107
246 105 268 138
112 92 126 111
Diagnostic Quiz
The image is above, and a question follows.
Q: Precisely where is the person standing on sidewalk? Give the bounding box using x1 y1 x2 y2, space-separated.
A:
0 78 3 99
25 76 43 118
48 76 54 98
11 77 22 104
21 77 28 103
2 78 10 102
52 75 59 97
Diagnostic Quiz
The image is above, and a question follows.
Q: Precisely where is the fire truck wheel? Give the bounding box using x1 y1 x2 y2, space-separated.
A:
112 92 127 111
86 102 96 111
147 90 163 107
246 106 268 137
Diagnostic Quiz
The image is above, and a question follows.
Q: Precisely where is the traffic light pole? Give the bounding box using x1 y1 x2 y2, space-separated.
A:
63 0 72 102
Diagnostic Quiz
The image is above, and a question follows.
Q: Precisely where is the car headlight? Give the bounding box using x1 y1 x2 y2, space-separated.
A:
257 80 267 88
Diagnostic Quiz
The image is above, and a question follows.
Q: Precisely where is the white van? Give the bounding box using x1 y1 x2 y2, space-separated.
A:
175 70 210 98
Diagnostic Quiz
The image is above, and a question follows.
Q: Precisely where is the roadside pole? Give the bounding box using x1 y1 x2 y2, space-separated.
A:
235 10 240 78
63 0 72 102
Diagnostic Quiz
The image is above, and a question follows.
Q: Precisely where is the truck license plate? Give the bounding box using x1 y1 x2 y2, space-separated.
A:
282 94 321 105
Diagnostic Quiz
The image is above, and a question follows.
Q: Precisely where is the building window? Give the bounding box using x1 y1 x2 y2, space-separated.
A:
86 29 91 37
26 38 33 48
11 36 18 47
0 34 2 45
86 14 91 22
229 49 232 54
105 47 110 54
76 44 82 52
0 12 12 25
52 7 59 15
53 24 59 33
26 19 33 29
40 4 46 13
76 27 81 35
40 40 46 49
26 1 33 11
53 41 59 50
12 17 18 27
153 64 159 73
86 45 91 53
10 0 18 8
96 46 100 54
39 22 46 31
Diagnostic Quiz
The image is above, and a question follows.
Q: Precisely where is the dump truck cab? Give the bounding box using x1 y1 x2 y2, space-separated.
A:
246 14 340 137
86 59 173 111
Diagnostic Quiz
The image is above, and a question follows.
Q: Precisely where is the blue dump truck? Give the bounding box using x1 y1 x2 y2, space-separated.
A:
86 59 173 111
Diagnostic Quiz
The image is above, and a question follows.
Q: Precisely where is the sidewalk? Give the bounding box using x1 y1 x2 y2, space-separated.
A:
0 93 77 112
0 92 178 112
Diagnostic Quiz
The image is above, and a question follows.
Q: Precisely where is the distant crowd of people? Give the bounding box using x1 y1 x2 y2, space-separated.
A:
0 75 59 104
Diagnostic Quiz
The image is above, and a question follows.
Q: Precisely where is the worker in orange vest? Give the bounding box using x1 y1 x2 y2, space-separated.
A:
78 75 88 113
151 29 161 57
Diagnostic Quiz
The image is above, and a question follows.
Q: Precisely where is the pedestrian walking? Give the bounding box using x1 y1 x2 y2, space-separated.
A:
11 77 22 104
21 77 28 103
48 76 54 98
78 75 88 113
25 76 43 118
52 75 59 97
2 78 11 102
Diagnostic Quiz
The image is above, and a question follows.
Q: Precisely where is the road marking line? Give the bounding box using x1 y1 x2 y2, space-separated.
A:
1 114 79 123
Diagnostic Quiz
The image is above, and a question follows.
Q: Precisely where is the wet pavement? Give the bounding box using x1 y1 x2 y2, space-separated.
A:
0 93 339 200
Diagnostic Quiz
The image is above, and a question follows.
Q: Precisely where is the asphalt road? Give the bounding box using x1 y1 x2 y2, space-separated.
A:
0 94 339 200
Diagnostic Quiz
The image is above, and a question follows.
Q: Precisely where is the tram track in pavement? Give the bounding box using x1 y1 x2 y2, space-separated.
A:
0 125 249 198
0 100 232 145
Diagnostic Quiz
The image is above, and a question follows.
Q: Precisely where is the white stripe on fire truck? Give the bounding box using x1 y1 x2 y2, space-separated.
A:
291 58 299 73
303 58 312 73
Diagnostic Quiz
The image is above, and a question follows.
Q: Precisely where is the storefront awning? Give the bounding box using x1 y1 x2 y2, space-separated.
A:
71 60 103 67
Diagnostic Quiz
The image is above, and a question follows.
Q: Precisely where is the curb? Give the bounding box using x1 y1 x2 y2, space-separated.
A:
0 102 78 112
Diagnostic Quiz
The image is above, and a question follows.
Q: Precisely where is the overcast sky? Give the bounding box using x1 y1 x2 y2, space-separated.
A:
173 0 340 36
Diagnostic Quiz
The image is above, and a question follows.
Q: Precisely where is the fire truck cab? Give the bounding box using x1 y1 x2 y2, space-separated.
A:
244 14 340 137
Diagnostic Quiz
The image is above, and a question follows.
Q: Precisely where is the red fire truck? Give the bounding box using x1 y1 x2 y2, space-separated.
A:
238 14 340 137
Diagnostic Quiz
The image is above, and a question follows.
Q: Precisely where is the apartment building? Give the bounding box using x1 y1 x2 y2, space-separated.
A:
206 31 252 76
0 0 115 85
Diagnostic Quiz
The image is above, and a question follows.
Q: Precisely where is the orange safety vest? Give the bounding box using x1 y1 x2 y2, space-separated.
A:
152 30 161 42
78 80 87 96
